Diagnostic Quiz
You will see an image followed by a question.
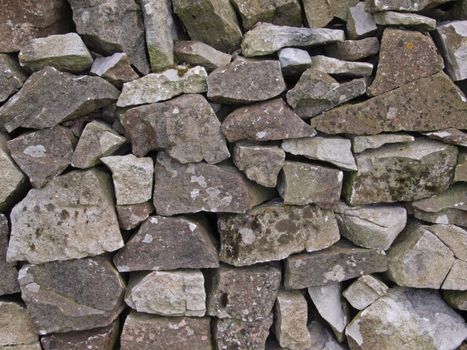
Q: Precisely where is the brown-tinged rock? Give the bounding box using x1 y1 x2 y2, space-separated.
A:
351 133 415 153
342 275 388 310
424 128 467 147
116 202 153 231
444 290 467 311
0 54 26 102
324 38 379 61
174 41 232 71
434 21 467 81
426 224 467 261
90 53 139 88
302 0 359 27
0 214 19 295
456 150 467 182
442 259 467 290
0 301 39 348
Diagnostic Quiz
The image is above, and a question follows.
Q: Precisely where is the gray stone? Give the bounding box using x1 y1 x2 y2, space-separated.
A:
426 224 467 261
303 0 359 27
412 207 467 227
90 53 139 88
351 133 415 153
456 150 467 182
434 21 467 81
0 214 19 296
0 67 119 132
278 48 312 75
444 290 467 311
366 0 454 13
324 38 379 61
343 275 388 310
424 128 467 147
0 54 26 103
309 55 374 77
308 319 347 350
174 41 231 71
373 11 436 31
0 301 39 348
116 202 154 231
442 259 467 290
347 2 377 39
6 169 123 264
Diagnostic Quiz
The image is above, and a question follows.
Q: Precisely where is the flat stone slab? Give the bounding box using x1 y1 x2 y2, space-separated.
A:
309 55 374 77
324 38 379 61
351 133 415 153
373 11 436 31
424 128 467 147
366 0 455 13
175 41 232 72
0 54 26 102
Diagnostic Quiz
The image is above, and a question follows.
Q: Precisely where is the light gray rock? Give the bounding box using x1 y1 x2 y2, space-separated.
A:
347 2 377 39
373 11 436 31
366 0 454 13
116 202 153 231
426 224 467 261
308 319 347 350
351 133 415 153
456 150 467 182
0 301 39 348
302 0 359 27
90 53 139 88
278 48 312 76
309 55 373 77
434 21 467 81
175 41 231 71
0 214 19 296
442 259 467 290
324 37 379 61
424 128 467 147
342 275 388 310
0 54 26 103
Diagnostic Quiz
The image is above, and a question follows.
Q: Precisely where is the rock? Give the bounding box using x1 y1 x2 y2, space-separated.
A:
366 0 454 13
412 207 467 227
351 133 415 153
233 143 285 187
174 41 232 71
309 55 374 77
0 301 39 348
286 70 367 118
373 12 436 31
347 3 377 40
311 72 467 134
343 275 388 310
120 94 229 163
7 126 75 188
308 319 347 350
344 139 458 205
278 161 343 208
68 0 149 74
345 287 467 350
101 154 154 205
456 150 467 182
274 291 311 350
218 202 340 266
90 53 139 88
0 54 26 102
117 66 208 107
278 48 312 75
335 202 407 250
125 270 206 316
116 202 153 231
206 264 281 321
282 136 357 171
121 313 212 350
114 215 219 272
324 38 379 61
285 241 388 289
18 256 125 334
0 67 119 132
444 290 467 311
241 22 344 57
207 59 286 104
442 259 467 290
426 224 467 261
0 215 19 296
368 29 444 96
302 0 356 27
222 98 315 142
434 21 467 81
424 128 467 147
6 169 123 264
172 0 242 53
71 121 126 169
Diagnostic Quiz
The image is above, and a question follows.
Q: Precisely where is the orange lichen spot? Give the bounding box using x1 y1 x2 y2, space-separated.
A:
406 42 414 50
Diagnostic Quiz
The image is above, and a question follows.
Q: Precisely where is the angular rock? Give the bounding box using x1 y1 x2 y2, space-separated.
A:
444 290 467 311
278 48 312 75
0 67 119 132
424 128 467 147
120 94 230 163
207 59 286 104
345 287 467 350
308 319 347 350
413 207 467 227
434 21 467 81
342 275 388 310
116 202 153 231
120 313 212 350
117 66 208 107
309 55 374 77
351 133 415 153
368 29 444 96
278 161 343 208
442 259 467 290
114 215 218 272
456 150 467 182
286 70 367 118
0 301 39 348
101 154 154 205
347 2 377 39
175 41 231 71
90 53 139 88
426 224 467 261
6 169 123 264
0 215 19 295
366 0 454 13
68 0 149 74
207 264 281 321
125 270 206 316
18 256 125 334
324 37 379 61
285 241 388 289
0 54 26 102
303 0 359 26
172 0 242 52
373 12 436 31
241 22 344 57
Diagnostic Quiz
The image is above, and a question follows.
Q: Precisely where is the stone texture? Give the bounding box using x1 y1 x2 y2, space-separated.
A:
218 201 340 266
0 67 119 132
114 215 219 272
116 202 153 231
6 169 123 264
347 2 377 39
90 53 139 88
285 241 388 289
424 128 467 147
456 150 467 182
117 66 208 107
309 55 374 77
324 38 379 61
342 275 388 310
444 290 467 311
426 224 467 261
175 41 231 71
373 12 436 31
302 0 358 27
0 54 26 102
18 256 125 334
207 264 281 321
434 21 467 81
207 59 286 104
442 259 467 290
308 319 347 350
0 301 39 348
278 48 312 75
351 133 415 153
366 0 455 13
345 287 467 350
0 214 19 295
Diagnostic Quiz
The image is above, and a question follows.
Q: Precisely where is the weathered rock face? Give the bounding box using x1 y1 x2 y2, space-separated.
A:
302 0 358 27
90 53 139 88
278 48 312 75
373 12 436 31
175 41 232 71
444 290 467 311
0 54 26 102
0 301 39 348
308 319 348 350
424 128 467 147
347 2 377 39
442 259 467 290
116 202 153 231
309 55 374 77
455 149 467 182
324 38 379 61
351 133 415 153
434 21 467 81
426 224 467 261
366 0 453 12
0 215 19 296
7 169 123 264
342 275 388 310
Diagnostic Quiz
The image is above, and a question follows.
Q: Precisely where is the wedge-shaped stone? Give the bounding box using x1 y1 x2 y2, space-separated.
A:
366 0 454 13
116 202 153 231
18 256 125 334
0 67 119 132
285 241 388 289
426 224 467 261
302 0 359 27
90 53 139 88
343 275 388 310
0 54 26 102
114 215 218 272
424 128 467 147
175 41 231 71
344 139 458 205
444 290 467 311
309 55 373 77
351 133 415 153
347 2 377 39
7 169 124 264
434 21 467 81
241 22 344 57
373 12 436 31
0 215 18 296
442 259 467 290
324 38 379 61
0 301 39 348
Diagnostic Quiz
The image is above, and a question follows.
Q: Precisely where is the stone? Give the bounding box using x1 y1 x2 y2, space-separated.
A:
241 22 344 57
368 29 444 96
116 202 153 231
347 2 377 39
0 54 26 102
309 55 374 77
285 241 388 289
207 59 286 104
121 313 212 350
351 133 415 153
424 128 467 147
101 154 154 205
7 126 75 188
278 161 343 208
0 215 19 295
344 139 458 205
324 38 379 61
335 202 407 250
342 275 389 310
366 0 454 13
442 259 467 290
0 67 119 132
282 136 357 171
345 287 467 350
218 202 340 266
373 12 436 31
174 41 232 71
117 66 208 107
114 215 219 272
120 94 230 163
125 270 206 316
274 291 311 350
456 150 467 182
412 207 467 227
444 290 467 310
68 0 149 74
18 256 125 334
71 121 126 169
6 169 123 264
0 301 39 348
278 48 312 75
90 53 139 88
434 21 467 81
303 0 359 26
308 319 347 350
286 70 367 118
207 264 281 321
426 224 467 261
172 0 242 52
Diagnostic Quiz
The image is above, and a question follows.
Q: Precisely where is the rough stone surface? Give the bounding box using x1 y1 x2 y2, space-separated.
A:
456 150 467 182
351 133 415 153
116 202 153 231
278 48 312 75
0 54 26 102
175 41 231 71
302 0 359 27
426 224 467 261
424 128 467 147
324 38 379 61
373 12 436 31
342 275 388 310
442 259 467 290
309 55 374 77
366 0 455 13
434 21 467 81
347 2 377 39
0 301 39 348
444 290 467 311
308 319 347 350
0 214 19 296
90 53 139 88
